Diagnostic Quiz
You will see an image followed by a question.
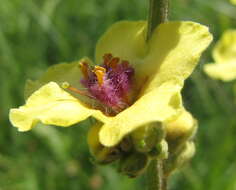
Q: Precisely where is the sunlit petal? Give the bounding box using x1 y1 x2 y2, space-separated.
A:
10 82 107 131
142 21 213 93
99 82 183 147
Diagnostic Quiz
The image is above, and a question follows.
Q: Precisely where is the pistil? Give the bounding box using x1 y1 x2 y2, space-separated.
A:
61 82 94 99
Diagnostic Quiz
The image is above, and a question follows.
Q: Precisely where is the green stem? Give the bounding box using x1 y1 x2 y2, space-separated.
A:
147 159 167 190
147 0 169 41
146 0 169 189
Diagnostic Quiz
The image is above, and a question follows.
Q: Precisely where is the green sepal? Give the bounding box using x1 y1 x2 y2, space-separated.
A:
149 140 168 159
164 141 195 177
131 122 165 153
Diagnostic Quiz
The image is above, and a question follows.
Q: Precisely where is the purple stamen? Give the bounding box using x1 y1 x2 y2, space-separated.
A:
80 54 134 114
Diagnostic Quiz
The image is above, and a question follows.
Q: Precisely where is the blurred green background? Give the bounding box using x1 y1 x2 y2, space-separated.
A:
1 0 236 189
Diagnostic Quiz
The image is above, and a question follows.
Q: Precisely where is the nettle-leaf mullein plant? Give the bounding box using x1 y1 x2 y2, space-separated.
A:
9 0 212 189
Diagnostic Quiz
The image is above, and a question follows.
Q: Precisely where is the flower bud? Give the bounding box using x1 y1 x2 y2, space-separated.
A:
87 123 121 164
164 110 197 153
149 140 168 159
164 141 195 177
131 122 165 153
119 152 149 178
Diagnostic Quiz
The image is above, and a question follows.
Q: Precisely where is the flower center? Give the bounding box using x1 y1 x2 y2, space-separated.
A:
62 54 135 115
79 54 134 114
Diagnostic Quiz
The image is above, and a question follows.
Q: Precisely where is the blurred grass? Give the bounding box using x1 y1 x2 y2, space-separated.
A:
0 0 236 189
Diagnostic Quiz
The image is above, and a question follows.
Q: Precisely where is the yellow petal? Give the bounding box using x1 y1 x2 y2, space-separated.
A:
99 81 183 147
231 0 236 5
213 30 236 63
204 61 236 81
95 21 147 67
142 21 213 93
24 58 93 99
9 82 107 131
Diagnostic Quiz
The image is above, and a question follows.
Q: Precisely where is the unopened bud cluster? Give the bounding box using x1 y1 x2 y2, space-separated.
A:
164 111 197 176
87 110 197 178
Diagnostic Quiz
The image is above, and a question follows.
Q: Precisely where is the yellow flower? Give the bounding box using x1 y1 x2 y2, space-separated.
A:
204 30 236 81
9 21 212 147
230 0 236 5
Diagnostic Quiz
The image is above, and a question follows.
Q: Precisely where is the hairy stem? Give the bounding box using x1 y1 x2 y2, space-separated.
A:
147 159 167 190
147 0 169 41
146 0 169 189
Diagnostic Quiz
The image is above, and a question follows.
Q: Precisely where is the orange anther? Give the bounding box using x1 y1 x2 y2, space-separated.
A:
61 82 94 99
94 66 106 73
103 53 113 66
94 66 106 86
79 61 89 79
108 57 120 69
